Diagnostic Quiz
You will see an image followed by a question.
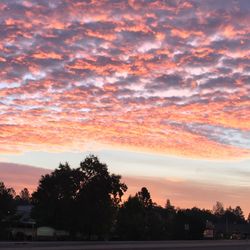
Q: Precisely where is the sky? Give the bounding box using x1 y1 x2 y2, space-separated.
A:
0 0 250 213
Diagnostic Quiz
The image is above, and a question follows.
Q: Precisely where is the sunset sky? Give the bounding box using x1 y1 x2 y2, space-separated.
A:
0 0 250 213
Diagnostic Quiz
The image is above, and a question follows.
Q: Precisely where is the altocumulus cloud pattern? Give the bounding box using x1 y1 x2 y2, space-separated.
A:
0 0 249 159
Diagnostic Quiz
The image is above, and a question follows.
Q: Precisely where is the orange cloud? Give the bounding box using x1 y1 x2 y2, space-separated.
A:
0 0 249 160
32 52 62 60
171 29 203 39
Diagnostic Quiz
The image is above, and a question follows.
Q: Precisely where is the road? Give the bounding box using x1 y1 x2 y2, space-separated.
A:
1 241 250 250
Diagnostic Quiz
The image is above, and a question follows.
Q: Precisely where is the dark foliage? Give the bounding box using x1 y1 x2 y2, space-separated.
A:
0 182 16 239
31 155 127 239
1 155 249 241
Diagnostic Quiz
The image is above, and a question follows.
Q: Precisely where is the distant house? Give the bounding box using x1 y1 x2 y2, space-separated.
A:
36 227 56 240
36 227 70 240
10 205 36 240
10 205 70 241
203 220 215 239
203 220 250 240
215 223 250 239
16 205 33 223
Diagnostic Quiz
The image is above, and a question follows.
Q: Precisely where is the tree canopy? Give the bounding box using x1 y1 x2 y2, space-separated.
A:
0 182 16 238
32 155 127 239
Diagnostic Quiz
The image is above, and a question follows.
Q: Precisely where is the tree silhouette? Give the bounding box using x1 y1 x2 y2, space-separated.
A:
173 207 209 240
164 199 176 239
0 181 16 239
116 187 165 240
15 188 31 205
32 155 127 239
222 206 245 225
32 162 83 233
213 201 225 216
136 187 153 208
116 195 146 240
76 155 127 239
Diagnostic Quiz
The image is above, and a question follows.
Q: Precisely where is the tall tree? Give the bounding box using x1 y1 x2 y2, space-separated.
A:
164 199 176 239
116 195 146 240
0 182 15 216
0 181 16 239
32 162 83 232
222 206 245 225
76 155 127 239
247 213 250 224
20 188 30 201
15 188 31 205
173 207 208 240
233 206 245 221
32 155 127 239
116 187 165 240
213 201 225 216
136 187 152 208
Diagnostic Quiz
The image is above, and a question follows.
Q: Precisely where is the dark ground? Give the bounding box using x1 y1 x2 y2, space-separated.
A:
1 241 250 250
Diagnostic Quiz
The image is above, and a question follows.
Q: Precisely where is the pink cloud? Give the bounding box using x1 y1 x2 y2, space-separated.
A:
0 162 50 194
0 0 249 159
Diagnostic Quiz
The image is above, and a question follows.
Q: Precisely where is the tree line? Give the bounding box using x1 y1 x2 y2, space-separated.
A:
0 155 248 240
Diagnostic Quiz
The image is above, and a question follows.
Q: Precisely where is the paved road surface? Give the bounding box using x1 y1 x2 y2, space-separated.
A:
1 241 250 250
